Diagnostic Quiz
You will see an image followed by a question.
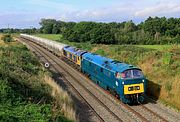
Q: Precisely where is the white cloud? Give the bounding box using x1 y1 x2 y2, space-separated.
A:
1 0 180 28
57 4 136 22
135 2 180 17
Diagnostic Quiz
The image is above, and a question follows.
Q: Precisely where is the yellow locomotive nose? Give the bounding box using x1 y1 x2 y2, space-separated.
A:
124 83 144 94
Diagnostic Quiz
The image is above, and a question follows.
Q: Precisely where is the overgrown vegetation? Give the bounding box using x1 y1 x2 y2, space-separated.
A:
36 34 180 111
0 38 76 121
1 34 13 43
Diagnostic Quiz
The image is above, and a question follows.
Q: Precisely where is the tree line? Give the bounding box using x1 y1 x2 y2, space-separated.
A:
39 17 180 44
0 28 38 34
1 17 179 44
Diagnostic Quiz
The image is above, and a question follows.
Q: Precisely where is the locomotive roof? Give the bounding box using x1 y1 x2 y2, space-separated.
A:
64 46 87 56
82 52 140 73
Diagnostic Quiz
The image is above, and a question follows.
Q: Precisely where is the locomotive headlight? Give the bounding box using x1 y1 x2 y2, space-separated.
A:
135 86 140 90
128 87 133 91
122 82 124 85
142 80 144 82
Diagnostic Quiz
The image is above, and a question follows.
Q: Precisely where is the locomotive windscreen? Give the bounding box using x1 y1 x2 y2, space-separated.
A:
122 69 143 79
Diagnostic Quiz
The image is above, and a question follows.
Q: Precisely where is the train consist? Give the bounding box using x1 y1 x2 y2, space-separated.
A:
20 34 147 104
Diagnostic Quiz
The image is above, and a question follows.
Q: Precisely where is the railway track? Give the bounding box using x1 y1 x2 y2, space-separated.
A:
18 37 169 122
143 97 180 121
19 38 124 122
130 103 168 122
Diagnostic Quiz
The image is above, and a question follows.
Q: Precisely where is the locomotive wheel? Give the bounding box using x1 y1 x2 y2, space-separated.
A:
110 89 116 96
115 94 120 99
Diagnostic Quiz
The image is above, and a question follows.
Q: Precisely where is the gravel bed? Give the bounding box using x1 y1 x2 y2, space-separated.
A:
144 99 180 122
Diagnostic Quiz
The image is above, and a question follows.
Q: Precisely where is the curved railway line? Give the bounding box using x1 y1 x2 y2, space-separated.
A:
19 37 124 122
18 36 173 122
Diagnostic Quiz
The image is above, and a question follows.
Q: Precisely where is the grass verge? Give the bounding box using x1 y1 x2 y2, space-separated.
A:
0 36 76 121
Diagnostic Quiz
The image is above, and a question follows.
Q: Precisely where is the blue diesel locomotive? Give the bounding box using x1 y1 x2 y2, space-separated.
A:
81 52 146 103
63 46 146 104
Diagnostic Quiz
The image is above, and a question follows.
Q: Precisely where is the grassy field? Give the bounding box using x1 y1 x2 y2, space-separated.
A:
35 34 62 41
0 34 76 121
136 45 174 51
35 34 180 111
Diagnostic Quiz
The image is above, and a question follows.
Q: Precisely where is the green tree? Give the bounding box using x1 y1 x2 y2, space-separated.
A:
39 19 57 34
38 17 180 45
90 24 115 44
124 20 137 32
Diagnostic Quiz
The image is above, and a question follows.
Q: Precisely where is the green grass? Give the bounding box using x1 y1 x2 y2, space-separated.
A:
0 38 75 121
36 34 180 111
35 34 62 41
136 45 178 51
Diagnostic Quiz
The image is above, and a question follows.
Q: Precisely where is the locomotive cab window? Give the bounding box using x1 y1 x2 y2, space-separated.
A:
122 69 143 79
132 69 143 78
116 69 143 79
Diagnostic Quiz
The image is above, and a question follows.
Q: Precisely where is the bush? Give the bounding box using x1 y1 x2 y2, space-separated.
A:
1 34 13 43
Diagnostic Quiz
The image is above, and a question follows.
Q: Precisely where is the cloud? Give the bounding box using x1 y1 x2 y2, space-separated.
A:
1 0 180 28
57 4 136 22
135 2 180 17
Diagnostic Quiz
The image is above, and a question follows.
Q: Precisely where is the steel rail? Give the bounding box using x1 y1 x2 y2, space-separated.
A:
20 37 123 122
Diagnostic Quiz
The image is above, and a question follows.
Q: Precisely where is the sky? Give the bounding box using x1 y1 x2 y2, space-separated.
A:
0 0 180 28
